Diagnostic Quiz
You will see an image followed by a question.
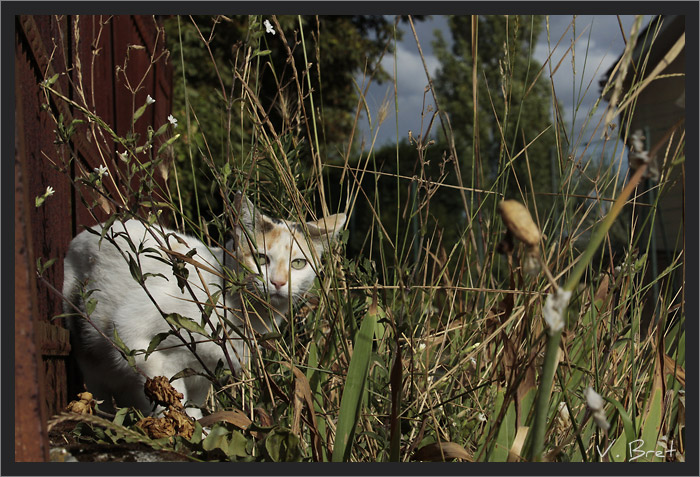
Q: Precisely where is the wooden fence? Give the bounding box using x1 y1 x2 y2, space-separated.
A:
14 14 172 461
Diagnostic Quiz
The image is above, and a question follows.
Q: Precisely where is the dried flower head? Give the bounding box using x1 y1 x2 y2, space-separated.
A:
144 376 185 410
498 200 541 247
136 405 194 440
65 391 96 414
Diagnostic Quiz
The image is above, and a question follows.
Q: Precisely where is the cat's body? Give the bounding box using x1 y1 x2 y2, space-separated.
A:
63 196 345 418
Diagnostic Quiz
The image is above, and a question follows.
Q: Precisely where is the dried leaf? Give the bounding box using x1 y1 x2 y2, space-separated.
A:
197 409 252 430
413 442 472 462
507 426 529 462
663 354 685 386
254 407 273 427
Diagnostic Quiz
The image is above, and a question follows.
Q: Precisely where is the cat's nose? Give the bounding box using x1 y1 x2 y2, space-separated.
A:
270 279 287 290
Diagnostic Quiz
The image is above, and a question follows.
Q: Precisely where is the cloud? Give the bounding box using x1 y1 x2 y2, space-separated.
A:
356 15 651 149
533 15 649 141
358 40 441 146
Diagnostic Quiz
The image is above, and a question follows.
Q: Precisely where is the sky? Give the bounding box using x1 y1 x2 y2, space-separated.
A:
356 15 653 152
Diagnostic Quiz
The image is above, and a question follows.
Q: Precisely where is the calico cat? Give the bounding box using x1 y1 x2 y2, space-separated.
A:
63 194 346 419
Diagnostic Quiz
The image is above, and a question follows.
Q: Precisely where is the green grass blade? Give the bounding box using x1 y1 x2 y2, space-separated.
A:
606 396 637 462
331 294 379 462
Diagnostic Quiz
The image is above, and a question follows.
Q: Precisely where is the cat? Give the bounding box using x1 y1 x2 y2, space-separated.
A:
63 194 346 419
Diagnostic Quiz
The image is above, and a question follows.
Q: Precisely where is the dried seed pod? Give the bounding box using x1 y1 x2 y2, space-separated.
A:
65 391 95 414
65 400 90 414
498 200 541 247
77 392 93 401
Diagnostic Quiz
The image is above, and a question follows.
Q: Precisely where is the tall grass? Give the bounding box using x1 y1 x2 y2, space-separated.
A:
41 14 685 462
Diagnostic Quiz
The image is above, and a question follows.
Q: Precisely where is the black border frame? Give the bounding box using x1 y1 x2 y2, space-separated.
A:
3 2 697 476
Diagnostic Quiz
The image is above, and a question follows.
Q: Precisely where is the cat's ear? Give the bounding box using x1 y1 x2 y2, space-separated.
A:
233 192 261 234
305 213 347 253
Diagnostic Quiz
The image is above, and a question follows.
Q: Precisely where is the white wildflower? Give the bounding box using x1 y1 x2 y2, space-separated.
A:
146 94 155 105
36 186 55 207
118 151 129 162
543 287 571 335
476 413 487 422
94 165 109 177
264 19 276 35
167 114 178 128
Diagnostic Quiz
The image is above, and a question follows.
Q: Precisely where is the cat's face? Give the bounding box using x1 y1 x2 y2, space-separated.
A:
232 196 346 308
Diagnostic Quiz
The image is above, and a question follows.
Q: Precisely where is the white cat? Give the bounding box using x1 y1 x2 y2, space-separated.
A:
63 195 346 419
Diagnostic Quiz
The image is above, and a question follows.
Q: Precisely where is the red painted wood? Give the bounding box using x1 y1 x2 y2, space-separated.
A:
15 39 50 463
14 14 173 457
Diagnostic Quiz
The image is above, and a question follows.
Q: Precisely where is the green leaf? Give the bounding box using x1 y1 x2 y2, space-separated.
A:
112 327 136 368
638 383 664 461
228 430 250 458
36 257 57 276
259 331 282 341
492 400 516 461
605 396 637 457
204 290 221 318
127 254 143 283
253 49 272 58
188 421 204 445
112 407 130 427
154 122 169 137
157 133 181 154
201 424 232 454
85 298 98 316
144 332 172 360
41 73 59 87
132 103 149 125
165 313 210 337
264 428 301 462
331 294 379 462
98 215 117 248
170 367 202 382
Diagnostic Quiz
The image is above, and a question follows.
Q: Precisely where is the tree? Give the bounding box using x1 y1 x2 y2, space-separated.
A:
433 15 557 215
162 15 423 225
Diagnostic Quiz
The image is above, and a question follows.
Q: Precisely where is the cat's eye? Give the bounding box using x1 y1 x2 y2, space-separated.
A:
255 253 270 267
291 258 307 270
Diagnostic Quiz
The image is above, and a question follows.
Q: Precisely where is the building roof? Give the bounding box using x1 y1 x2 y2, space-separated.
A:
599 15 685 96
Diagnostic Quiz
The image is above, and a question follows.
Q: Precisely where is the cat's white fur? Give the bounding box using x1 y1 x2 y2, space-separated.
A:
63 196 345 419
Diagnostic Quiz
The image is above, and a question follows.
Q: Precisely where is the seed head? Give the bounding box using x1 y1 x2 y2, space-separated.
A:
498 200 541 247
